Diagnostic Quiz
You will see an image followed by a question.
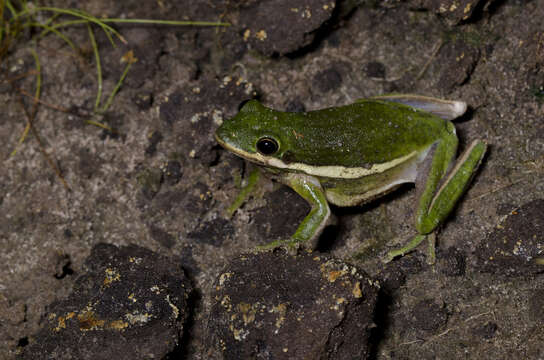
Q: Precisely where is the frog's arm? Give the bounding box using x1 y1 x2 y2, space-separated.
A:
367 94 467 121
226 168 261 218
286 174 331 246
258 173 331 251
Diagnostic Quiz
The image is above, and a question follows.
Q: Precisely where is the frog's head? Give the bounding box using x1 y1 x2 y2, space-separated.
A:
215 100 291 167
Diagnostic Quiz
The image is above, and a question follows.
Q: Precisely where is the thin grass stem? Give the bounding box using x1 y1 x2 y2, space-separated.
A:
27 21 77 51
101 51 135 112
87 23 102 112
101 18 230 26
5 0 17 17
10 45 41 156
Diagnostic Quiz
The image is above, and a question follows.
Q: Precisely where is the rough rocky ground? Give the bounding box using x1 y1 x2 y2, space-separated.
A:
1 0 543 359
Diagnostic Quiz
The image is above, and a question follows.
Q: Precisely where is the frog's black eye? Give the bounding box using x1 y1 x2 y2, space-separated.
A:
256 137 279 155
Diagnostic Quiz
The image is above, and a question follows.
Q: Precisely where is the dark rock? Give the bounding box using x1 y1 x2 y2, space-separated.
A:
20 243 192 359
474 199 544 276
410 299 448 332
136 168 163 200
181 182 214 216
436 40 480 91
188 218 235 247
377 261 408 294
98 112 124 141
250 187 310 243
52 253 73 280
178 245 201 277
364 61 386 79
148 224 176 248
239 0 336 56
207 249 379 359
213 152 246 187
285 98 306 112
313 66 343 93
77 147 102 179
410 0 488 25
471 321 498 340
528 289 544 323
159 91 184 127
377 256 424 293
151 190 185 214
145 131 163 156
438 247 466 277
133 92 153 110
162 160 183 186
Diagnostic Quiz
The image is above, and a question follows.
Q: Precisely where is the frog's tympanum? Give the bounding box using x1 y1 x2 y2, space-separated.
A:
215 94 487 261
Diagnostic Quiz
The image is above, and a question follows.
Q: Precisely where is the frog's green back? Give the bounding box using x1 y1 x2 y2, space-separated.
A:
215 99 453 169
285 100 449 167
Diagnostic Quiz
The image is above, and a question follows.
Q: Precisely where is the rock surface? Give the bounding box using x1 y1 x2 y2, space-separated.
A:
19 244 192 359
207 249 379 359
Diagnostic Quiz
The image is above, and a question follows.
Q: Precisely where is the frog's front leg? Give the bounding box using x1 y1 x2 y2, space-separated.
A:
286 173 332 246
258 173 331 252
386 135 487 263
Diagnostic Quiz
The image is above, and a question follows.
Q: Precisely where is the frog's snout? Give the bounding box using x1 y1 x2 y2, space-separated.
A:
214 128 228 148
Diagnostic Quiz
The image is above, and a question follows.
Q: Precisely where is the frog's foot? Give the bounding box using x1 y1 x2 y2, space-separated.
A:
383 233 436 264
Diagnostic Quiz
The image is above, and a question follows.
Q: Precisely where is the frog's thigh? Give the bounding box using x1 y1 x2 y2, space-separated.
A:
416 139 487 234
284 173 331 245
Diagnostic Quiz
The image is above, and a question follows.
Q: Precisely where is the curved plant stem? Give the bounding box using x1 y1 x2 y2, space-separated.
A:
12 47 70 189
87 23 102 112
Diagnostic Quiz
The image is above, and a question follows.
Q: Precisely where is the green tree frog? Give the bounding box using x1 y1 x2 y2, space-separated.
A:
215 94 487 261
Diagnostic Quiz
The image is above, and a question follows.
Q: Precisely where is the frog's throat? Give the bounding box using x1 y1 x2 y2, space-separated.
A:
221 140 419 179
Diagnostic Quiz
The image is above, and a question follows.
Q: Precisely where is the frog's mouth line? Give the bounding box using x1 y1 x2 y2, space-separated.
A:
215 132 421 180
215 132 268 166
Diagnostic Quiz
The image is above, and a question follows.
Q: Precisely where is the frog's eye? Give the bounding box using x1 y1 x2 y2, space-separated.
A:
256 137 279 155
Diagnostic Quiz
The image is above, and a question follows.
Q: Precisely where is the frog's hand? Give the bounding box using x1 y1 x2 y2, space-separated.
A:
284 173 331 249
366 94 467 121
226 168 261 218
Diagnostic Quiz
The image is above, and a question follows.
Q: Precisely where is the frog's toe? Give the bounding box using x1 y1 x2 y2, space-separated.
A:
255 240 283 252
285 240 303 256
382 251 398 264
254 239 302 255
382 234 428 263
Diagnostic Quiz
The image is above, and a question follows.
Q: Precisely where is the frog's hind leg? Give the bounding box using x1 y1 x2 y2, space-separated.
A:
385 136 487 263
416 139 487 235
